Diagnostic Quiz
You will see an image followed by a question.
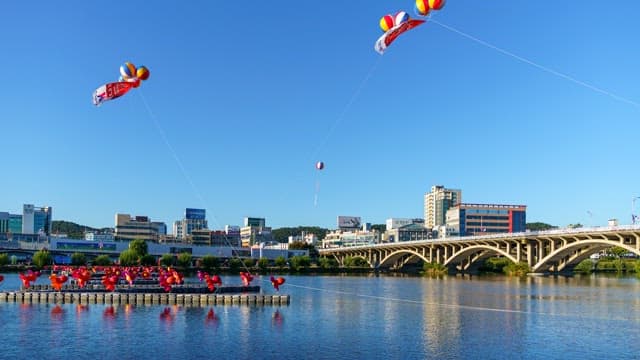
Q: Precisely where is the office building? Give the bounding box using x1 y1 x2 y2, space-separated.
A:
114 214 164 242
446 203 527 236
241 217 271 247
424 185 461 228
21 204 53 235
385 223 433 243
173 208 208 240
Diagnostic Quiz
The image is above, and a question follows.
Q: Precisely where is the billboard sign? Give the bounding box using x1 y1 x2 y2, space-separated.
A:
338 216 361 229
186 208 206 220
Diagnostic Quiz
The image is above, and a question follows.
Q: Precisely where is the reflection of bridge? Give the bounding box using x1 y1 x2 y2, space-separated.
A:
319 226 640 273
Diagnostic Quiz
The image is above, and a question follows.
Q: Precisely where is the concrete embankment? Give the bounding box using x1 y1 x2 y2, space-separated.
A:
0 291 290 306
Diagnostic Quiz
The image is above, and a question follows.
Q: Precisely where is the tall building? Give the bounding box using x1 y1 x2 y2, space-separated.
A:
114 214 163 242
446 203 527 236
9 214 22 233
424 185 461 228
21 204 52 235
173 208 208 240
241 217 271 247
0 212 9 233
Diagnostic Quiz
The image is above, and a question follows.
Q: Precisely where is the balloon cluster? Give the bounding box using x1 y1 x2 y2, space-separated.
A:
119 61 150 88
198 271 223 292
379 11 410 32
415 0 446 17
270 276 286 291
240 272 254 286
19 270 41 289
49 273 69 291
158 268 184 292
71 267 92 288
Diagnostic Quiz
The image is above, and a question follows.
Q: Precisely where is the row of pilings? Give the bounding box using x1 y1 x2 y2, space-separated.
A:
0 292 290 306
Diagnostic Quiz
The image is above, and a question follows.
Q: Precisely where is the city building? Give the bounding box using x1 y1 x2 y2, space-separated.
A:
384 223 433 243
0 212 9 233
21 204 53 235
9 214 22 234
322 229 379 248
173 208 208 241
85 232 115 242
288 232 318 246
114 214 164 242
241 217 272 247
446 203 527 236
424 185 461 229
191 229 241 247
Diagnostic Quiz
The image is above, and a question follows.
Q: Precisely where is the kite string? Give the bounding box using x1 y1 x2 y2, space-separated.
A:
309 55 384 163
137 90 254 275
429 18 640 109
283 281 637 322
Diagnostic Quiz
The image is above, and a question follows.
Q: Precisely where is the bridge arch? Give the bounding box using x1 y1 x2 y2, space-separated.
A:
533 239 640 272
444 245 518 269
379 249 430 269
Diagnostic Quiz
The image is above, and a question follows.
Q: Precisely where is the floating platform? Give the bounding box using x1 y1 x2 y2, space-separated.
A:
0 291 290 306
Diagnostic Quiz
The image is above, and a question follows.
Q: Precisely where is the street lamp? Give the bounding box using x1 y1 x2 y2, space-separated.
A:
633 197 640 225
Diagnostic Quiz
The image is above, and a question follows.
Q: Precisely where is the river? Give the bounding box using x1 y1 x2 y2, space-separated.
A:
0 273 638 359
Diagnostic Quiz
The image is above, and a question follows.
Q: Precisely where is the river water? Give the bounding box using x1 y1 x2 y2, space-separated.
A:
0 273 638 359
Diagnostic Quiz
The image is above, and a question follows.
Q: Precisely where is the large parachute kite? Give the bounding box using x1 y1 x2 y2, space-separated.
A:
92 62 150 106
374 0 446 54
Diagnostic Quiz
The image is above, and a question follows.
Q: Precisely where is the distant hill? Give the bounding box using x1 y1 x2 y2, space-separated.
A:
526 222 557 231
51 221 112 239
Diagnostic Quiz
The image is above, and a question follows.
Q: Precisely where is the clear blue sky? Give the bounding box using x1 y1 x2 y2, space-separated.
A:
2 1 640 230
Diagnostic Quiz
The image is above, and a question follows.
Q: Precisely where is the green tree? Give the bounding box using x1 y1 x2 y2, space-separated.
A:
129 239 148 257
229 258 243 272
140 254 157 266
0 253 9 266
609 247 627 258
318 257 338 269
526 222 557 231
423 262 447 276
271 227 328 243
567 223 583 229
274 256 287 269
243 258 256 268
160 254 175 267
574 259 594 273
343 256 368 268
32 250 53 269
288 241 320 259
504 262 530 276
201 255 219 271
93 255 113 266
257 257 270 271
177 252 192 268
119 249 139 266
70 252 87 266
289 255 311 271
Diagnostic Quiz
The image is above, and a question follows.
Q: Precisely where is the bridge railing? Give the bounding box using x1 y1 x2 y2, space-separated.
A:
319 225 640 252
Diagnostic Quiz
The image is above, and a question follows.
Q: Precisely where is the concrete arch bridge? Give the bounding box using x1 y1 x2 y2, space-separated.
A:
318 225 640 273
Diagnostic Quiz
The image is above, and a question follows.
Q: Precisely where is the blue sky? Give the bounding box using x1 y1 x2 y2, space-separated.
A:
2 1 640 230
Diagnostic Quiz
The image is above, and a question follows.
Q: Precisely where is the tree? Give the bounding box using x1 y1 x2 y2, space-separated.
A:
288 241 319 259
93 255 113 266
289 255 311 271
567 223 583 229
119 249 139 266
274 256 287 269
526 222 557 231
177 252 192 268
257 257 270 271
243 258 256 268
318 257 338 269
129 239 148 257
32 250 53 269
140 254 157 266
70 252 87 266
201 255 219 271
271 227 328 243
0 253 9 266
160 254 174 267
343 256 368 268
229 258 243 272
